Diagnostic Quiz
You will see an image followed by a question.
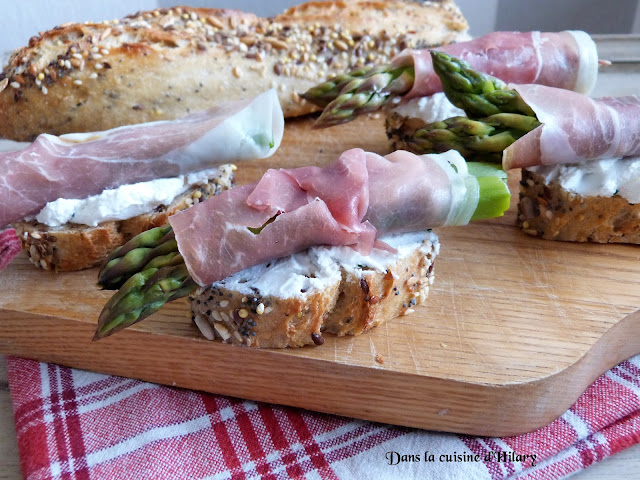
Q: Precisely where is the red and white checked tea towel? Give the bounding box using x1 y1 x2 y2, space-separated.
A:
6 354 640 480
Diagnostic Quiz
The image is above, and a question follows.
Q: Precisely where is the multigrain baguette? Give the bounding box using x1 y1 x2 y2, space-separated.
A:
14 165 235 272
518 168 640 243
190 231 439 348
0 1 469 141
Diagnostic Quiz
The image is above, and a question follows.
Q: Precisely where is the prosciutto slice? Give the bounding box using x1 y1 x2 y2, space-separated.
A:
0 89 284 228
393 31 598 100
170 148 478 286
502 85 640 170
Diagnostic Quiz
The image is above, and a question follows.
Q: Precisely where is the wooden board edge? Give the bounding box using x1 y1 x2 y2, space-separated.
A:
1 306 639 436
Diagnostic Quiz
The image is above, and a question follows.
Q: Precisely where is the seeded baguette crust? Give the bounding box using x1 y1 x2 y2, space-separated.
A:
0 1 469 141
13 166 235 272
518 168 640 243
191 234 438 348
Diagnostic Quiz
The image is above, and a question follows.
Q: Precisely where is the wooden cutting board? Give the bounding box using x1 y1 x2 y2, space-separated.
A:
2 45 640 437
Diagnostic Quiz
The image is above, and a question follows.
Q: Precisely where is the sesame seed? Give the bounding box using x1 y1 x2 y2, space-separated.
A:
35 79 41 87
101 49 110 55
58 59 65 67
41 86 48 95
256 303 265 315
95 63 103 69
72 53 83 59
10 81 20 89
37 72 45 80
220 300 229 308
232 66 242 78
182 13 189 20
73 79 82 85
89 72 98 79
91 46 100 53
64 59 72 69
92 53 102 60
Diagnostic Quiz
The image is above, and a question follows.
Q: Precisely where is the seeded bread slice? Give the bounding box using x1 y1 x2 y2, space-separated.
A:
0 1 469 141
518 168 640 243
191 231 439 348
13 166 235 272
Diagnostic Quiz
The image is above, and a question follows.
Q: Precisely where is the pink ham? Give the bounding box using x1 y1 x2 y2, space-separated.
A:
393 31 598 100
0 89 283 229
502 85 640 170
170 148 465 287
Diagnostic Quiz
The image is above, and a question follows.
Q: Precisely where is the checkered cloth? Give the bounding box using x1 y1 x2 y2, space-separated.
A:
6 354 640 480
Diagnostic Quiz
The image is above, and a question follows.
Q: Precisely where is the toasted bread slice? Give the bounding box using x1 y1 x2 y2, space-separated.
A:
14 166 235 272
191 231 439 348
518 167 640 243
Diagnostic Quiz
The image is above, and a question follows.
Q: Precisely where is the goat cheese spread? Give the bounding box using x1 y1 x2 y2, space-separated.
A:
35 165 234 227
529 158 640 203
215 231 440 300
392 92 465 123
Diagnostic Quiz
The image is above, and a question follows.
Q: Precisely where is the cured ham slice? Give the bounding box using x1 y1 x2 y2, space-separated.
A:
170 148 478 286
502 85 640 170
393 31 598 99
0 89 284 229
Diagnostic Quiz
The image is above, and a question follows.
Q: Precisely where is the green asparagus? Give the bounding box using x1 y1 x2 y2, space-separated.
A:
94 263 196 340
430 51 536 118
301 63 415 128
304 50 537 128
389 112 540 163
98 224 177 290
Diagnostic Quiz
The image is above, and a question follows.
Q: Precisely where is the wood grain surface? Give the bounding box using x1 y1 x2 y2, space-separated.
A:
1 111 640 437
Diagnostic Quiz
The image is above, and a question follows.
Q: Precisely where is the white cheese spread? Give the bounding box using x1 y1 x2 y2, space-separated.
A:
391 92 465 123
35 165 234 227
529 158 640 204
215 231 439 299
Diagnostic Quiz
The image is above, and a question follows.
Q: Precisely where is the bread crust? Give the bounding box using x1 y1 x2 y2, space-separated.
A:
0 1 468 141
191 235 437 348
518 168 640 243
14 166 235 271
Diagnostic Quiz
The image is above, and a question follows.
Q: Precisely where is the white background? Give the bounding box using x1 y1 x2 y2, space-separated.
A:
2 0 640 54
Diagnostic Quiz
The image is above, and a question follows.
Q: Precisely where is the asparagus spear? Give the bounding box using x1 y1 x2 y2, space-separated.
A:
387 112 540 162
301 63 415 128
305 50 537 127
94 167 511 339
429 51 536 118
94 263 196 340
